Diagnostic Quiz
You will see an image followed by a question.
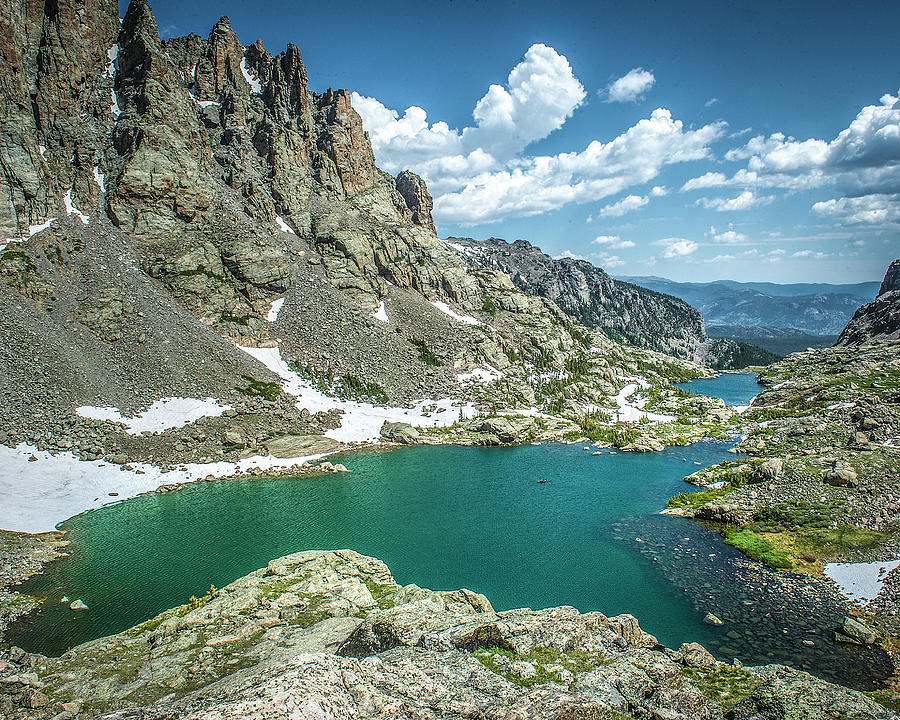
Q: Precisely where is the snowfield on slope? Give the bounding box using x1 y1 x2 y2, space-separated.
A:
238 345 476 443
583 379 675 424
0 444 329 534
76 397 231 435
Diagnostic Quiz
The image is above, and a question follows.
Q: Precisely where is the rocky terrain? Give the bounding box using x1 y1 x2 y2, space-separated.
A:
665 337 900 690
837 260 900 346
0 0 733 469
0 0 752 520
0 549 893 720
1 0 898 716
449 237 777 369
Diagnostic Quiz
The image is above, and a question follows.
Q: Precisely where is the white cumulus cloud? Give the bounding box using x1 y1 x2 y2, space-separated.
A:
606 68 656 103
593 253 625 268
353 47 724 226
554 249 587 261
654 237 698 258
593 235 635 249
681 172 727 191
698 190 775 212
708 226 748 243
812 193 900 225
687 90 900 224
599 194 649 217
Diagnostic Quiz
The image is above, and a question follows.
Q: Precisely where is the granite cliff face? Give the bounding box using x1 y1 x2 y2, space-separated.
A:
0 0 587 433
836 260 900 346
449 237 776 368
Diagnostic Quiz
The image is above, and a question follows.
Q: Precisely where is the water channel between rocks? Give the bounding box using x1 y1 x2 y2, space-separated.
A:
9 373 893 688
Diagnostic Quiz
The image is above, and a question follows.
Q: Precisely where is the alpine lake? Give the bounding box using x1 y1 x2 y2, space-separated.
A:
8 372 893 689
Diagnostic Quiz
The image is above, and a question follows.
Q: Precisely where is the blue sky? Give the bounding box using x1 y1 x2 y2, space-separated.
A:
136 0 899 283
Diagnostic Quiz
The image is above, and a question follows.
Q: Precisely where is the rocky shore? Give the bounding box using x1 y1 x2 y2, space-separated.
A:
0 532 67 638
0 549 893 720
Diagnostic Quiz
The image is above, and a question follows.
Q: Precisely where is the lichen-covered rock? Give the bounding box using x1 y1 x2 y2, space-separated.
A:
730 670 891 719
626 434 666 452
823 464 858 487
379 421 421 444
5 549 890 720
752 458 783 483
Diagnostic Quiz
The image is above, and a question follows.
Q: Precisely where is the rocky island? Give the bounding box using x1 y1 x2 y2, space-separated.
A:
0 0 898 717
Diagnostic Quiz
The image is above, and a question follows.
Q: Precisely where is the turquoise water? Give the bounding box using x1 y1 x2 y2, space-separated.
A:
10 442 890 687
676 371 762 406
9 373 891 688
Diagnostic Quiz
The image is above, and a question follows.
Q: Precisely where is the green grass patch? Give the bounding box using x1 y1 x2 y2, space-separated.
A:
364 579 397 609
667 487 733 510
410 338 442 366
236 375 281 401
868 691 900 711
473 645 607 688
796 527 887 558
723 528 793 569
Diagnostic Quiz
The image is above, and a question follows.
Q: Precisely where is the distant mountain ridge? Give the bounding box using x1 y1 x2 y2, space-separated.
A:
448 238 778 368
627 276 880 300
618 276 878 336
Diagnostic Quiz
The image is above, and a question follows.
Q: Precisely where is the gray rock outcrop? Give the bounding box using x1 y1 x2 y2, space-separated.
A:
7 549 890 720
836 260 900 346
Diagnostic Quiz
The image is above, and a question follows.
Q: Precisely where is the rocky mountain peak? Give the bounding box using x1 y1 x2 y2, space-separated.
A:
836 259 900 346
878 258 900 296
395 170 436 233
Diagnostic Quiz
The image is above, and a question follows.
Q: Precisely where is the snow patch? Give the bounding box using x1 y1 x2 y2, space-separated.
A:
105 44 121 118
430 300 482 326
38 145 47 159
0 443 328 534
267 297 285 322
457 366 503 384
275 215 295 234
64 190 89 224
240 56 263 93
110 88 121 118
824 560 900 603
827 401 855 410
104 44 119 78
197 100 220 108
373 301 389 323
238 345 475 443
92 167 105 193
76 397 230 435
28 218 56 235
610 381 675 424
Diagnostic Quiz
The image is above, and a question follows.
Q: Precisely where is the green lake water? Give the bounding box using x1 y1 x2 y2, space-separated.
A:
9 373 893 688
675 371 764 406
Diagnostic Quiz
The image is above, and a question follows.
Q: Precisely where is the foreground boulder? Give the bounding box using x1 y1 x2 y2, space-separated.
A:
4 549 892 720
